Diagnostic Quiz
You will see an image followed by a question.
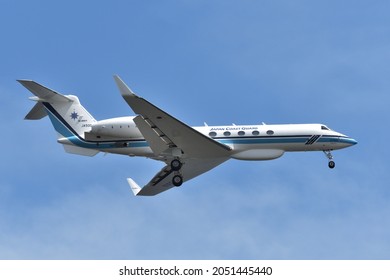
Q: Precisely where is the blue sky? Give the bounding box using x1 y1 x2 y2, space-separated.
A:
1 0 389 259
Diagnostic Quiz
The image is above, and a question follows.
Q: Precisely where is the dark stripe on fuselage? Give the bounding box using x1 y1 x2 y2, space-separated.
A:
43 102 146 146
214 135 341 146
43 102 82 138
305 135 321 145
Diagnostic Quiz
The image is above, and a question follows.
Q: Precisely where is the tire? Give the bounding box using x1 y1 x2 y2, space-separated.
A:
171 159 182 171
172 175 183 187
328 161 335 169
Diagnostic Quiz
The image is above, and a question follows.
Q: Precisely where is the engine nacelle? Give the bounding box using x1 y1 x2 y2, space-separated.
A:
84 116 143 141
232 149 285 161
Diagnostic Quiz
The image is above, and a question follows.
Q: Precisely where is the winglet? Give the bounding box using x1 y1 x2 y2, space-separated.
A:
113 75 136 97
127 178 142 196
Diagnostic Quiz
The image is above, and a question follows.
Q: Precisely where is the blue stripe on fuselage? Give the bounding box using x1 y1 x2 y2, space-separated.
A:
43 102 149 150
215 135 341 146
216 136 309 145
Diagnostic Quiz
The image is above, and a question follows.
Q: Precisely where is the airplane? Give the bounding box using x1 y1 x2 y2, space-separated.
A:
19 76 357 196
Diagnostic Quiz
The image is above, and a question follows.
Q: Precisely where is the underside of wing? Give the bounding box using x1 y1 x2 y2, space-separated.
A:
128 157 229 196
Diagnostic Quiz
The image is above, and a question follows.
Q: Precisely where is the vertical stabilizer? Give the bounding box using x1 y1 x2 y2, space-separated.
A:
19 80 99 156
18 80 96 139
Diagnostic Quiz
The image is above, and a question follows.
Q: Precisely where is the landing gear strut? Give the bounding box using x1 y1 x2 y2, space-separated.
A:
323 150 335 169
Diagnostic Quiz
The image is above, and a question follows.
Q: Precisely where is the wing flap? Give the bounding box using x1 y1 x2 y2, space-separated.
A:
133 115 171 156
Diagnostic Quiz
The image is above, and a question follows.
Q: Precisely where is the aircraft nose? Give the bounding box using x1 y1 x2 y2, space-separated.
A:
341 137 358 146
350 138 358 145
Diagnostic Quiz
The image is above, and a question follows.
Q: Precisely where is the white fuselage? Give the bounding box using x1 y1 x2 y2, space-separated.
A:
82 116 356 161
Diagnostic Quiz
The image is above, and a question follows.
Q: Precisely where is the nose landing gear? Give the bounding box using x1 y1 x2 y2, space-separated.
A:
323 150 335 169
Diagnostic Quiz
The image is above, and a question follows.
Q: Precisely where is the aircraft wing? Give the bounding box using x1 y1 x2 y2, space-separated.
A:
128 157 228 196
113 75 231 158
113 75 232 196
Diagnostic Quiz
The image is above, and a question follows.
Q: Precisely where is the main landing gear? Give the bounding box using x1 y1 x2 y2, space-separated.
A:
172 175 183 186
171 159 183 186
170 159 182 171
323 150 335 169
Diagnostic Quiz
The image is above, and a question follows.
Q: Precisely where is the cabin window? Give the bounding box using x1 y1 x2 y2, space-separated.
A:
223 131 231 136
252 130 260 136
266 130 274 135
238 131 245 136
209 131 217 137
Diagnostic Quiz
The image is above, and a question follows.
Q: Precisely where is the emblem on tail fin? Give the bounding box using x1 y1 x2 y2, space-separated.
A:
70 110 79 121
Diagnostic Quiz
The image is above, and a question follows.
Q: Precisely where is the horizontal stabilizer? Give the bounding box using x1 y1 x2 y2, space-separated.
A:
18 80 72 103
62 143 100 156
24 102 47 120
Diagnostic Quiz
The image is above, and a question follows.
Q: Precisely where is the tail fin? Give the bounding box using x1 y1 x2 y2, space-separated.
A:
18 80 99 156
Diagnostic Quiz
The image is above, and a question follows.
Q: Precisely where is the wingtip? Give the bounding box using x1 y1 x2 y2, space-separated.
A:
112 74 121 82
17 79 34 86
127 178 142 196
113 75 136 97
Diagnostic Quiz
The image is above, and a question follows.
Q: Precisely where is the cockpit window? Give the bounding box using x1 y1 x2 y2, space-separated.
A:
321 125 330 130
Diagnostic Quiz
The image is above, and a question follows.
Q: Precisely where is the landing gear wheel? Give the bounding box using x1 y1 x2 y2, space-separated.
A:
323 150 335 169
172 175 183 187
170 159 182 171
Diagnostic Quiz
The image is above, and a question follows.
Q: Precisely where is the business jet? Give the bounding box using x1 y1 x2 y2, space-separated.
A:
19 76 357 196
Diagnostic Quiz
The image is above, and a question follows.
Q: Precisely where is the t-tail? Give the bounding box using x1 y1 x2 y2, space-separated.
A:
18 80 99 156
